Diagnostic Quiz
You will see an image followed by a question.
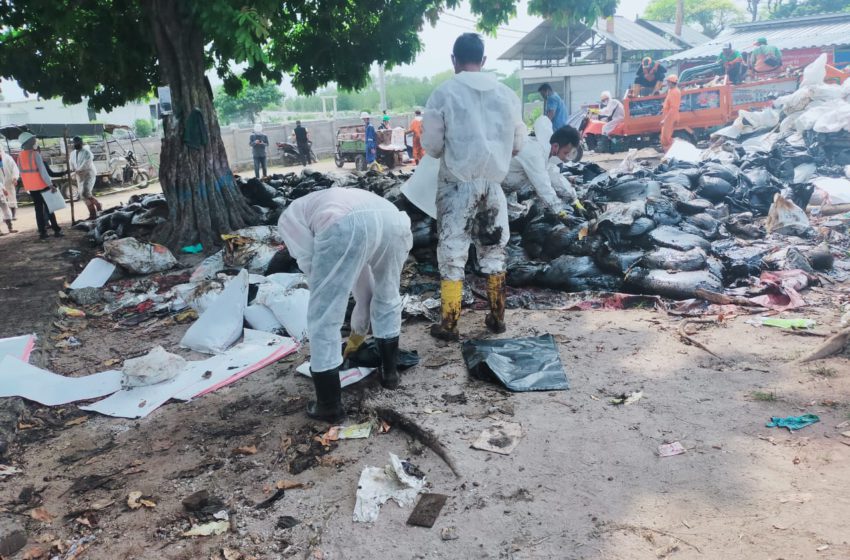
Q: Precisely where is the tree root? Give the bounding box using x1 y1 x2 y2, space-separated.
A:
797 327 850 363
370 406 461 478
677 319 724 361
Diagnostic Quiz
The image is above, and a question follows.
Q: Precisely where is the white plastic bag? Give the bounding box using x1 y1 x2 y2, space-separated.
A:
766 194 810 236
400 156 439 219
180 269 249 354
190 251 225 283
813 102 850 133
793 163 817 184
104 238 178 275
121 346 186 388
663 140 701 164
800 53 827 87
812 177 850 204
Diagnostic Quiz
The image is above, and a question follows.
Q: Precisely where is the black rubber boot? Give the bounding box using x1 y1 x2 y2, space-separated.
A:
306 368 344 423
376 337 400 389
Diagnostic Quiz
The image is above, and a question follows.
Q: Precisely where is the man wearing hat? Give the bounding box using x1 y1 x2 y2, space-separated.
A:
634 57 667 96
660 74 681 152
750 38 782 74
717 43 746 84
70 136 102 220
16 132 64 240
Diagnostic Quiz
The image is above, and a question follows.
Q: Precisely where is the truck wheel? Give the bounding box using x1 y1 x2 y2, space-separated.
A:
355 155 366 172
334 153 345 168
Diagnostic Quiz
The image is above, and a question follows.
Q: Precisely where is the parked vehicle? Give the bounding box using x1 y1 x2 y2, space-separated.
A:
108 150 150 188
334 125 407 171
276 141 316 166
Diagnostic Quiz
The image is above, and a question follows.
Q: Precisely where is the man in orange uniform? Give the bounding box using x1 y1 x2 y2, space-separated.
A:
408 109 425 164
659 74 681 152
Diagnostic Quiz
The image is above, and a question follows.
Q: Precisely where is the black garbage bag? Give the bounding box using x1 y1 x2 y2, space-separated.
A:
701 162 739 185
786 183 815 211
647 225 711 252
521 213 556 259
343 339 419 371
726 212 764 239
593 179 662 203
240 178 279 208
627 216 656 237
697 175 734 202
676 198 713 215
711 239 771 282
625 267 723 299
411 218 436 248
462 334 568 392
655 171 695 191
506 262 547 287
645 197 681 226
539 255 623 291
640 247 707 271
264 248 299 275
595 249 644 274
683 213 721 239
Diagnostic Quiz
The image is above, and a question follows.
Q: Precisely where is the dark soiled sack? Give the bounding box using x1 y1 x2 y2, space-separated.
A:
676 198 713 215
697 175 734 202
411 218 436 248
647 225 711 252
640 247 707 271
595 249 644 274
240 178 279 207
597 179 662 203
264 248 300 275
506 262 547 287
539 255 623 292
645 197 681 226
627 217 656 237
625 267 722 299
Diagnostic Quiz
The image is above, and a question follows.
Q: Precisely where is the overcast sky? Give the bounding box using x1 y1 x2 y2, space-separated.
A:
0 0 655 103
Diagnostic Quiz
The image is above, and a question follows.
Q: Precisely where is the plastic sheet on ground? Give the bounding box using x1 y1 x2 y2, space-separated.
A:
353 453 426 523
461 334 568 392
663 140 702 164
180 269 249 354
0 356 122 406
69 258 116 290
81 329 297 418
0 334 35 363
296 361 375 388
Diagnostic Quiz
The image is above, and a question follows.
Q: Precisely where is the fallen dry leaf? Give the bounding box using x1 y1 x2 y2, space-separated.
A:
29 507 55 523
17 421 37 430
90 499 115 511
221 548 243 560
276 480 306 490
127 491 155 510
102 358 120 367
232 445 257 456
64 416 88 427
22 546 48 560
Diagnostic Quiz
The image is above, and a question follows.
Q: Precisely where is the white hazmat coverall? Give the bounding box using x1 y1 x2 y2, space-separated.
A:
422 71 525 280
503 116 576 210
277 187 412 372
0 147 19 214
599 97 625 136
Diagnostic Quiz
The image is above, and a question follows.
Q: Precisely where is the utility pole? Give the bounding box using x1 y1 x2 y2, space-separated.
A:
675 0 684 36
377 63 387 113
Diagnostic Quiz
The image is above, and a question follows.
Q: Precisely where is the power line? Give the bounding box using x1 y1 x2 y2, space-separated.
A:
442 12 531 35
439 18 527 39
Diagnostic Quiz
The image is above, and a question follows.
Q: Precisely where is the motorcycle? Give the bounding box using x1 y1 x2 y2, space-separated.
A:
277 140 316 166
108 150 151 189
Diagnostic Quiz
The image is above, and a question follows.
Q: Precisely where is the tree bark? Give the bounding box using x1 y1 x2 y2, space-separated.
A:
142 0 257 250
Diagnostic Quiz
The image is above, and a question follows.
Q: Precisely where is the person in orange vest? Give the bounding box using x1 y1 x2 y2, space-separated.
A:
17 132 64 240
660 74 681 152
407 109 425 164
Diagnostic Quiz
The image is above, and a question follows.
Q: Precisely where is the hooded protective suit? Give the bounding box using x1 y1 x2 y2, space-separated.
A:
422 71 524 280
277 187 412 371
70 144 97 198
0 145 19 211
503 116 576 210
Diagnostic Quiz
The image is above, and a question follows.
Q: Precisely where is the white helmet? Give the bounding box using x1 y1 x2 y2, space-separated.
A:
601 90 611 100
254 123 263 133
360 111 370 119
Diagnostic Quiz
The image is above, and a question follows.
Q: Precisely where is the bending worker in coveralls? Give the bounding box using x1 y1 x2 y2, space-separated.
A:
277 187 413 422
422 32 525 341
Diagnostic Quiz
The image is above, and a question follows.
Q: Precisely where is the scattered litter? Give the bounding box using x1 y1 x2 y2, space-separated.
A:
126 491 155 509
407 493 448 528
610 391 643 405
766 414 820 431
58 306 86 318
180 243 204 254
69 258 116 290
296 362 374 388
232 445 257 456
471 422 523 455
0 465 21 477
321 421 374 444
121 346 186 388
441 526 459 541
658 442 686 457
180 269 249 354
353 453 426 523
749 317 816 329
182 520 229 537
104 238 178 275
0 356 122 406
28 507 55 523
276 516 300 529
462 334 568 392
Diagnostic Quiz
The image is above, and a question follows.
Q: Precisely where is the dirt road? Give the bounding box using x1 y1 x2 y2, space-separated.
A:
1 159 849 560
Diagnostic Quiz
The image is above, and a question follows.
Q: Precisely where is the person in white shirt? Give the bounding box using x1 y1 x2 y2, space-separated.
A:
277 187 412 422
70 136 102 219
598 91 625 137
422 32 525 340
0 142 19 233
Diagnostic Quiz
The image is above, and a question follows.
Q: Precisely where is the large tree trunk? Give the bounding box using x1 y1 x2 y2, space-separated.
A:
142 0 257 250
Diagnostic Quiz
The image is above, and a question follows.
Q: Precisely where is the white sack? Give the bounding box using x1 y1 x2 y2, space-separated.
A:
180 269 249 354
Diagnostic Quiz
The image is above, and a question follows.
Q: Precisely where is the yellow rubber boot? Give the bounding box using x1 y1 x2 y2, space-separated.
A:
430 279 462 341
342 332 366 359
485 272 507 334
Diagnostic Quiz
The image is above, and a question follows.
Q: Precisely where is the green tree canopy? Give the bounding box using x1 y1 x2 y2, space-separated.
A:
214 81 283 125
768 0 850 18
644 0 744 37
0 0 618 248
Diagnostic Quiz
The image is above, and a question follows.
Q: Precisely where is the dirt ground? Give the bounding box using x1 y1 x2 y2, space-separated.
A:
1 156 849 560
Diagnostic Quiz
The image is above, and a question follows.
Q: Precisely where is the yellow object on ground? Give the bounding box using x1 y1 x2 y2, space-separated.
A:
343 332 366 358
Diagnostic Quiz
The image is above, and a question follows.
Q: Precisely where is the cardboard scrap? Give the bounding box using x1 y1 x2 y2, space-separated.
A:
658 442 686 457
471 422 523 455
407 493 448 528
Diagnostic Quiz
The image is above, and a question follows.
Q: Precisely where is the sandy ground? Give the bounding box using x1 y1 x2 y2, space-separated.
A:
1 153 849 560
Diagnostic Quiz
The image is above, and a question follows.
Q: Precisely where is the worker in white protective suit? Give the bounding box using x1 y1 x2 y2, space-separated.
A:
598 91 625 137
503 116 581 213
422 33 525 341
70 136 102 220
0 141 19 223
277 187 413 422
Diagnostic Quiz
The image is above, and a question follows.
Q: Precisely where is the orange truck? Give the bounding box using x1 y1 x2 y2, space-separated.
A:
583 75 801 152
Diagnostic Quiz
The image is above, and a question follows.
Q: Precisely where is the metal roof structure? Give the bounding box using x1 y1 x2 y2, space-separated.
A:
637 19 711 48
664 12 850 62
500 16 684 61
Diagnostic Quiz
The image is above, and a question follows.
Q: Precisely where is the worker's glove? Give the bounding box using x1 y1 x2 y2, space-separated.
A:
557 209 581 227
343 332 366 359
572 200 588 216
